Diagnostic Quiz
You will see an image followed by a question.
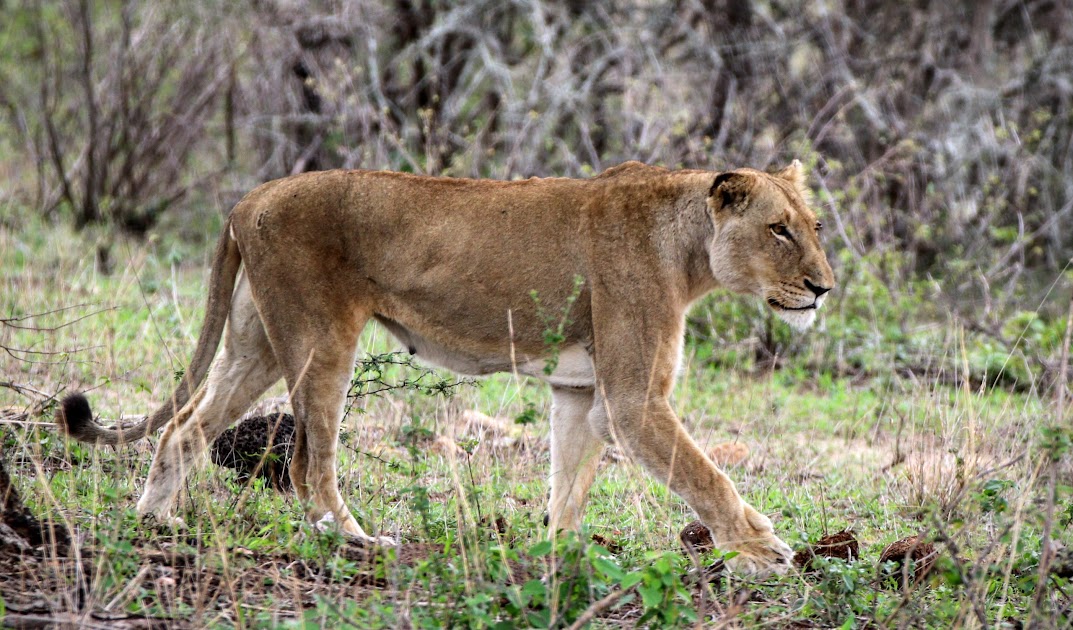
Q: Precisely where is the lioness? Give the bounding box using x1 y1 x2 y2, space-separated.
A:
57 160 834 576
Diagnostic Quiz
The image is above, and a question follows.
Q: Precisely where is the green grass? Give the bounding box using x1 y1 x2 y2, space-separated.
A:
1 213 1071 628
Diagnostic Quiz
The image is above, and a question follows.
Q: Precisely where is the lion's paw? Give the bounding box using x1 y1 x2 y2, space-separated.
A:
346 531 398 547
315 512 396 546
720 505 793 578
142 512 188 532
724 533 793 578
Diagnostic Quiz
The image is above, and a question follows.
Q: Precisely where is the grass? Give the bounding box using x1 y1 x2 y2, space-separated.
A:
1 212 1071 628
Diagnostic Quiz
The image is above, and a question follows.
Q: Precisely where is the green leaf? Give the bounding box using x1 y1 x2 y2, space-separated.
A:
620 572 643 589
521 579 546 598
528 540 553 557
593 557 624 581
638 582 663 608
526 609 551 628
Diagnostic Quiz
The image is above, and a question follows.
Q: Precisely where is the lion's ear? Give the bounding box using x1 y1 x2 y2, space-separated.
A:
775 159 805 187
775 159 814 203
707 171 754 211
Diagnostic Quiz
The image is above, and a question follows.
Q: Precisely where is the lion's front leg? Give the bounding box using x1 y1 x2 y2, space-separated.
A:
590 394 791 576
587 284 791 576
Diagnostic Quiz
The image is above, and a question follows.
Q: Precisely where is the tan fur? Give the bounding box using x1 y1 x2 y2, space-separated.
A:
59 161 834 576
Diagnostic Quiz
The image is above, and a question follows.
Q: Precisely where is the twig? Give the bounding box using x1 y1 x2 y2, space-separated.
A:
1032 462 1058 621
2 307 112 331
564 583 638 630
0 381 53 401
0 302 101 324
1056 289 1073 421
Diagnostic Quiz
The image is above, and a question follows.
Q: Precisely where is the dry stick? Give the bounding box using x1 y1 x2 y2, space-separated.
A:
1032 289 1073 619
1057 290 1073 422
564 582 639 630
103 565 152 612
1032 463 1059 621
0 380 53 401
0 303 109 331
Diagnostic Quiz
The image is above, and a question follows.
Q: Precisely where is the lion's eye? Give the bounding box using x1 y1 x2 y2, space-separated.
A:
770 223 790 238
816 222 823 233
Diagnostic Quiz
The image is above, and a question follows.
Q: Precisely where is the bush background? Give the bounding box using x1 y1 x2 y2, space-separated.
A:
1 1 1072 627
3 0 1072 379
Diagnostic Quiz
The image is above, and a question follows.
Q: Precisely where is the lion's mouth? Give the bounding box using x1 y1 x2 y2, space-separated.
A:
767 298 817 312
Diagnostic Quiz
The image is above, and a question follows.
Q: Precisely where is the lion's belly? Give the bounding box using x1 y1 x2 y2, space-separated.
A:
516 344 595 388
374 315 595 388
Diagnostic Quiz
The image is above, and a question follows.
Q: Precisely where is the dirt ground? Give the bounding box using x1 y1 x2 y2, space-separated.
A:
0 534 446 628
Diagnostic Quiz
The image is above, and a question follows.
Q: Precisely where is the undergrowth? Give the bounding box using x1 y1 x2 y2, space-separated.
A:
1 205 1071 627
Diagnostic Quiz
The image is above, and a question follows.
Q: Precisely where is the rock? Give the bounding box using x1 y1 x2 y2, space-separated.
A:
210 414 296 491
793 530 860 569
879 535 938 586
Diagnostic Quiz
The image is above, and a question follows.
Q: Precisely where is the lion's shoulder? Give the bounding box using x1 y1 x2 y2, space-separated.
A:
594 161 669 180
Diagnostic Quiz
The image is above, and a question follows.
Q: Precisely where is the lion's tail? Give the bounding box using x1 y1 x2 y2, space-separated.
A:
57 214 242 445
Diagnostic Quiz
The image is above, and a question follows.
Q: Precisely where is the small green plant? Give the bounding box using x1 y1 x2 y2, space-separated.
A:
632 551 698 625
91 507 145 594
977 478 1014 514
530 274 585 375
805 556 876 626
1040 425 1072 461
514 399 540 425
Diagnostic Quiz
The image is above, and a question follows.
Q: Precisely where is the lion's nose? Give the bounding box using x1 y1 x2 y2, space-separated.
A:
804 278 831 297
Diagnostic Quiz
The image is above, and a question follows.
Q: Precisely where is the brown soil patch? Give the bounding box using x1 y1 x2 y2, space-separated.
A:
792 530 860 570
210 414 296 491
2 457 70 551
679 520 715 553
879 535 939 586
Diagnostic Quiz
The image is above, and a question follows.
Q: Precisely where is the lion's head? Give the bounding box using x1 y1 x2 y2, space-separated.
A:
706 160 835 330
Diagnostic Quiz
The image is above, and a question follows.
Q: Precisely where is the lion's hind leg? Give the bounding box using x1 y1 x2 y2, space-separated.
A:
547 386 604 534
287 335 394 544
249 288 391 545
137 275 281 525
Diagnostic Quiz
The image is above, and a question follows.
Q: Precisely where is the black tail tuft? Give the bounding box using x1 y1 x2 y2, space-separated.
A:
56 393 94 438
